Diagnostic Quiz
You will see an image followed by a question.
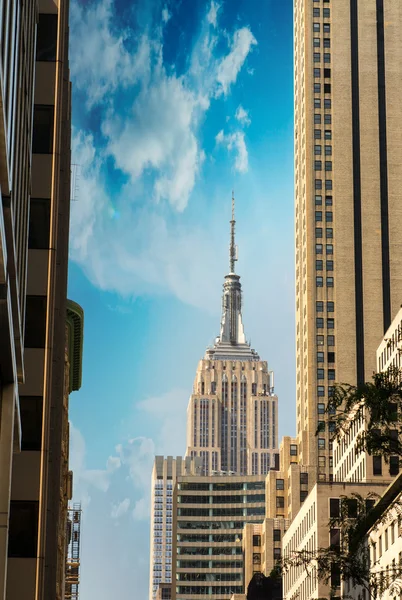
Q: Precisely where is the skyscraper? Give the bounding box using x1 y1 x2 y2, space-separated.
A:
294 0 402 475
0 2 74 599
186 197 279 476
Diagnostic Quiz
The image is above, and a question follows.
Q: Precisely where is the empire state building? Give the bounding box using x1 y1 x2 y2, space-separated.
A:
185 197 279 476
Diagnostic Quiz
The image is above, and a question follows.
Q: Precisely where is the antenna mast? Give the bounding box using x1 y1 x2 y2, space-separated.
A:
230 191 237 273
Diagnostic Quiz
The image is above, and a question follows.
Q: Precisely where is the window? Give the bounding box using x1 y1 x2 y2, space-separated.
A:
327 318 335 329
29 198 51 249
316 301 324 312
323 24 330 33
290 444 297 456
325 146 332 156
317 335 324 346
313 23 320 32
324 38 331 48
319 456 326 467
253 535 261 547
273 548 281 561
314 37 320 47
389 456 399 476
325 179 333 190
317 421 325 432
276 479 284 490
316 276 323 287
273 529 281 542
314 83 321 93
330 499 340 518
300 491 308 502
324 83 331 93
317 369 325 380
313 8 320 16
315 178 322 189
328 369 335 381
373 456 382 476
326 244 333 254
318 438 326 449
325 195 333 205
327 277 334 287
314 129 322 139
314 52 320 63
276 496 285 508
327 260 333 271
318 403 325 414
325 130 332 140
252 383 257 395
314 68 321 78
325 161 332 171
316 228 323 238
316 244 323 254
326 228 333 238
36 13 58 61
315 195 322 205
323 8 330 17
324 98 332 109
32 105 54 154
315 143 322 153
8 501 39 557
328 352 335 363
316 318 324 328
328 335 335 346
327 302 334 312
316 260 323 271
25 296 47 348
317 352 324 363
20 397 43 451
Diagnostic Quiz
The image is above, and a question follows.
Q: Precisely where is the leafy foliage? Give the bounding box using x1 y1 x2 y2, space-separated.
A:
327 366 402 462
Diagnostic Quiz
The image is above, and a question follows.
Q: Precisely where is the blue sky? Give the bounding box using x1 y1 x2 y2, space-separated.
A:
67 1 294 598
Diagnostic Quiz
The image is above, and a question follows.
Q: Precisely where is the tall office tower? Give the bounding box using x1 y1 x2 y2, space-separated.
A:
294 0 402 475
1 1 73 600
0 0 37 595
186 199 279 476
149 456 202 600
173 474 266 600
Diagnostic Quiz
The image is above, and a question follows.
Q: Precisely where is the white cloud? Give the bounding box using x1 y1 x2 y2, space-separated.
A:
102 70 202 212
70 0 151 108
132 497 150 521
111 498 131 519
207 1 220 27
235 104 251 126
162 6 171 23
69 0 257 307
216 129 249 173
216 27 257 96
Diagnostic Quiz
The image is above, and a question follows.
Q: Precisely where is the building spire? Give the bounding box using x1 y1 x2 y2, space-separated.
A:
229 191 237 274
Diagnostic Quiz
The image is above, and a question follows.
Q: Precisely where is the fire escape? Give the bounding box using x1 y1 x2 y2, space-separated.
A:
65 503 82 600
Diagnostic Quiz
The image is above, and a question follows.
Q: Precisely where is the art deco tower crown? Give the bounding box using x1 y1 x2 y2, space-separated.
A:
206 193 260 362
186 195 278 476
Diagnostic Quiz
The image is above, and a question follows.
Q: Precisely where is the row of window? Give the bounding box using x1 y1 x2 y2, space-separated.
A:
317 352 335 363
316 318 334 328
314 99 331 109
316 228 333 238
313 7 330 17
315 211 333 221
317 301 334 312
313 54 331 64
314 161 332 171
316 276 334 287
313 37 331 48
316 261 334 271
314 82 331 94
315 178 332 189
